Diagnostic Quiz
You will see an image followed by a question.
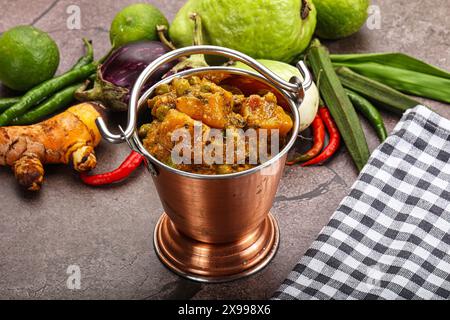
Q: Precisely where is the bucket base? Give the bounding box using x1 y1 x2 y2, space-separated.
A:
154 213 279 283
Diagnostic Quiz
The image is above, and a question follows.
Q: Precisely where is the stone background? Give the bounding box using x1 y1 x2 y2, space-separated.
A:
0 0 449 299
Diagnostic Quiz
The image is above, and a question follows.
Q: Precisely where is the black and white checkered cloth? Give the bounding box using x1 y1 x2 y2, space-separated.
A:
274 105 450 300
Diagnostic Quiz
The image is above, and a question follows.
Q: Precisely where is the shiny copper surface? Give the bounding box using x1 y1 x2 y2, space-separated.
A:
94 45 309 282
152 157 286 244
151 154 287 281
143 69 300 282
154 213 279 282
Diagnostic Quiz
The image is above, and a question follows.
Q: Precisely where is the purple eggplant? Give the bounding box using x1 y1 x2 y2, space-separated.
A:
76 41 174 112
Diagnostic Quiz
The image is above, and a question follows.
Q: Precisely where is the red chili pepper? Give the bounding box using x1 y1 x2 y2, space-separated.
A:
287 115 325 165
302 107 341 167
80 151 144 186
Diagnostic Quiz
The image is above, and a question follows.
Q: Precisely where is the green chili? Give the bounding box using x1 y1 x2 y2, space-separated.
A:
0 97 21 113
71 38 94 70
0 39 94 123
0 63 97 126
11 83 84 125
345 88 388 142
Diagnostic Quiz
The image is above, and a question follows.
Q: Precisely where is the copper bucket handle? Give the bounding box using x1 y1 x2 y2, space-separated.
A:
95 45 312 145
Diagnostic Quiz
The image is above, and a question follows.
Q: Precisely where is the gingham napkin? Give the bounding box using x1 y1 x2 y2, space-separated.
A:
274 105 450 300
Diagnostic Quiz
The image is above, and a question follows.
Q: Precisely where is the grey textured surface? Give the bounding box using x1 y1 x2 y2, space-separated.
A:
0 0 449 300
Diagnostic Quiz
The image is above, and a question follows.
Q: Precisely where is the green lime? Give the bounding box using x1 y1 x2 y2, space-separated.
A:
0 26 60 92
314 0 369 39
110 3 169 49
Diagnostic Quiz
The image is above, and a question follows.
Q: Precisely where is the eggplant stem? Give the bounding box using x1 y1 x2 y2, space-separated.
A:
188 12 208 64
189 13 204 46
157 25 178 51
164 12 209 74
97 47 115 65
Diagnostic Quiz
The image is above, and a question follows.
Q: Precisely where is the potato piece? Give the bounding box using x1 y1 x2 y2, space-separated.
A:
175 96 204 121
240 93 293 136
176 90 236 129
142 109 211 165
160 109 196 135
203 93 233 129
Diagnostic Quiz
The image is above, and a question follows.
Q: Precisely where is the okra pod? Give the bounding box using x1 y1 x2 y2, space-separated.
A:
307 39 370 172
336 66 420 115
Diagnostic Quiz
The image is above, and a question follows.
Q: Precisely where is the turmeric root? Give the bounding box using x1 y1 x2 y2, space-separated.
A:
0 103 102 191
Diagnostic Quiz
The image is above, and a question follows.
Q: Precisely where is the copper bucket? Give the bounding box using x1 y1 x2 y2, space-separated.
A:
96 46 313 282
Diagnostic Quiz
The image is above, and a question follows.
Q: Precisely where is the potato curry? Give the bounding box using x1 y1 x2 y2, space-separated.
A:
139 75 293 175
